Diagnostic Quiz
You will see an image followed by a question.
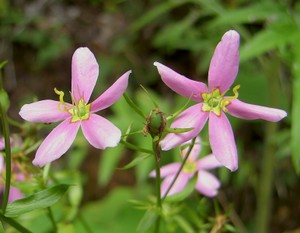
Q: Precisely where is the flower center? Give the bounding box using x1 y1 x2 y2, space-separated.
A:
201 85 240 116
68 99 91 123
54 88 90 123
183 160 197 174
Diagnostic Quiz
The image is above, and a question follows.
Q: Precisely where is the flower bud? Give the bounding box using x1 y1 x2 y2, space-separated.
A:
144 109 166 139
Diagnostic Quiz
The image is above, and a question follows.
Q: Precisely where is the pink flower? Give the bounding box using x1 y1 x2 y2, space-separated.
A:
19 47 131 167
150 137 222 197
154 30 287 171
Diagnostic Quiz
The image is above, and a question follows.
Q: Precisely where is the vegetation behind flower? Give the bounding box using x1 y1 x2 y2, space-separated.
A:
0 1 295 233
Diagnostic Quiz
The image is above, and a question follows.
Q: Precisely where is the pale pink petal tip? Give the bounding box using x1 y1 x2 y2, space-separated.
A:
81 114 121 150
223 30 240 40
91 70 131 112
71 47 99 103
209 113 238 172
227 99 287 122
153 62 207 102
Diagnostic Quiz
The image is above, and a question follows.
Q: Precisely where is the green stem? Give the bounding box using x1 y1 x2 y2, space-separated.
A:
78 213 94 233
120 139 153 154
152 139 161 233
47 207 57 232
7 116 23 129
0 99 11 214
162 137 196 201
0 212 32 233
256 57 281 233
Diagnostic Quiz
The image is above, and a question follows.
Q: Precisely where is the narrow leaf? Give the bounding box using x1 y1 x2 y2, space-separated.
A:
123 93 146 119
5 184 69 217
119 153 152 170
165 127 194 133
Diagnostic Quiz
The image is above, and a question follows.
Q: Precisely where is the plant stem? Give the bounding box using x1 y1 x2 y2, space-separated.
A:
47 207 57 232
0 98 11 214
152 139 162 233
78 213 94 233
162 137 196 201
256 57 281 233
0 212 32 233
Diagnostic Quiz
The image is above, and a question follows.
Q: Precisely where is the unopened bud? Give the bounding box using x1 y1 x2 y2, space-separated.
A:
144 109 166 138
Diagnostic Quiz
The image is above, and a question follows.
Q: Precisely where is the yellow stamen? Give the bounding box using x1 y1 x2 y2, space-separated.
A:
201 85 240 116
54 88 69 112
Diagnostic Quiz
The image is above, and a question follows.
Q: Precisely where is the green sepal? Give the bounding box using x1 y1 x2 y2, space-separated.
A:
123 93 146 119
166 96 191 121
165 127 194 133
119 153 152 170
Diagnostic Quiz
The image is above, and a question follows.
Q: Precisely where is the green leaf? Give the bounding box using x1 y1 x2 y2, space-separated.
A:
173 215 194 233
240 25 299 62
123 93 146 119
207 2 284 28
119 153 152 170
137 209 158 233
0 60 8 69
165 127 193 133
131 0 190 32
98 145 124 186
5 184 69 217
0 221 4 233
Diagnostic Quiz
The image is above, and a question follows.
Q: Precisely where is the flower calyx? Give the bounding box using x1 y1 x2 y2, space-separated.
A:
201 85 240 116
144 108 166 139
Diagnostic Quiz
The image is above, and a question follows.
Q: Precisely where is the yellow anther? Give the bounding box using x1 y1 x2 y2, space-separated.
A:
54 88 65 104
54 88 69 112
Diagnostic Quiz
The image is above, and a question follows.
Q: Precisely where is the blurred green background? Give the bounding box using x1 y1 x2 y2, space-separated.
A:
0 0 296 232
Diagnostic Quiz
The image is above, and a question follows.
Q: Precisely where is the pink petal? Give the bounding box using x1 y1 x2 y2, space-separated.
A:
197 154 222 170
209 112 238 171
71 47 99 103
154 62 208 102
0 156 3 171
91 70 131 112
8 186 23 203
149 162 181 178
33 119 80 167
81 114 121 149
195 170 221 197
208 30 240 94
227 99 287 122
160 104 209 151
19 100 70 123
0 138 5 150
161 174 189 197
181 136 202 161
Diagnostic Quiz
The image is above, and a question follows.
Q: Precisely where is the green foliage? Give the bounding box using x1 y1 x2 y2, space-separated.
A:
1 0 294 232
5 184 69 217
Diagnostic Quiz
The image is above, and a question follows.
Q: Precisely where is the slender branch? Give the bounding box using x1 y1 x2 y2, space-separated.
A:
47 207 57 232
0 212 32 233
78 213 94 233
0 99 11 213
162 137 196 201
152 139 162 233
120 139 153 154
